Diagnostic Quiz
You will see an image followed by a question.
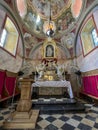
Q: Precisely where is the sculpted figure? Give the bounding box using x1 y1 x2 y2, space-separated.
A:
36 62 46 78
55 64 64 78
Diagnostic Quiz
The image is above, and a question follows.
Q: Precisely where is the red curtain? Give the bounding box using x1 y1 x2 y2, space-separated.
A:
0 70 6 98
90 75 98 97
82 75 98 97
5 76 16 96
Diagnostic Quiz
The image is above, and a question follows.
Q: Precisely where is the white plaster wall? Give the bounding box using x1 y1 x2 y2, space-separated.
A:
76 7 98 72
77 49 98 72
0 9 6 32
0 1 24 73
0 36 23 73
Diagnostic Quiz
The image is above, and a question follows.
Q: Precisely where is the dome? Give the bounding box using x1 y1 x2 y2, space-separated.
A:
15 0 83 39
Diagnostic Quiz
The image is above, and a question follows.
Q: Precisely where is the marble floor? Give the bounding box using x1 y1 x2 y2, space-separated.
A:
0 98 98 130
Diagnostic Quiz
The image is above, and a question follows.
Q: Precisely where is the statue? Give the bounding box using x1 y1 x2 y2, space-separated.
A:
36 62 46 79
55 64 64 79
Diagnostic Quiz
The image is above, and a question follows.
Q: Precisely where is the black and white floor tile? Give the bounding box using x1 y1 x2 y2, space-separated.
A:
0 99 98 130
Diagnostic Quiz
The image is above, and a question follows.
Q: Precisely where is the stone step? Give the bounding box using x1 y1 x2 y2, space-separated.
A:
32 98 85 114
32 98 76 105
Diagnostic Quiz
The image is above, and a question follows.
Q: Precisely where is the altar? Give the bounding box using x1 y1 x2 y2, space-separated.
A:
32 80 74 98
33 55 74 98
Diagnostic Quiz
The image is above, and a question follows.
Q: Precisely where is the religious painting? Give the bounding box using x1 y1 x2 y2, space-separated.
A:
43 39 56 58
29 0 71 18
57 7 75 31
46 45 54 57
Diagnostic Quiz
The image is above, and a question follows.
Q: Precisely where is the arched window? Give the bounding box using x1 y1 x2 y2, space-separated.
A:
80 16 98 56
91 28 98 47
0 16 19 56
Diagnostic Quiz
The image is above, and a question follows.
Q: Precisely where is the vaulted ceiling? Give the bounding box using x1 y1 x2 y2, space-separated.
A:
15 0 83 39
10 0 86 60
1 0 88 63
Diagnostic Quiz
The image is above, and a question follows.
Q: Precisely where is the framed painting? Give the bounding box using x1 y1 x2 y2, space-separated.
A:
43 39 56 58
45 44 54 57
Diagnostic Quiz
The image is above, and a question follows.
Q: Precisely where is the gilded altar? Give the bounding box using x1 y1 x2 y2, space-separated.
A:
44 70 59 81
44 70 55 81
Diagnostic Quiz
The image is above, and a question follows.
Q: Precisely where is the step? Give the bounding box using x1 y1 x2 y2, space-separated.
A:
32 98 76 105
32 98 86 114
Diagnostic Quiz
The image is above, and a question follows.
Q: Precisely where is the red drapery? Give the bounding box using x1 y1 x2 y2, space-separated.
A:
5 76 16 96
0 70 6 98
82 75 98 97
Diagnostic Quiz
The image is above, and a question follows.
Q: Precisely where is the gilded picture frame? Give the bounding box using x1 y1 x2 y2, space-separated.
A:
43 39 56 58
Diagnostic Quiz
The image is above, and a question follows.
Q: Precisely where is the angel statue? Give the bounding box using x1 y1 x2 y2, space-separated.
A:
55 64 64 79
36 62 46 79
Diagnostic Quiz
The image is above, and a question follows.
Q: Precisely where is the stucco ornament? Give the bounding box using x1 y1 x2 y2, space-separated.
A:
24 33 38 48
61 32 75 49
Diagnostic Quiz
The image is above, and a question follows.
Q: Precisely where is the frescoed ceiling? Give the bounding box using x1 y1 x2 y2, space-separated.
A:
15 0 83 39
9 0 86 63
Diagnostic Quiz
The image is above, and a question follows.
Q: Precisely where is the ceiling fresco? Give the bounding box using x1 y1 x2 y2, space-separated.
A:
24 33 38 48
27 0 71 19
15 0 83 39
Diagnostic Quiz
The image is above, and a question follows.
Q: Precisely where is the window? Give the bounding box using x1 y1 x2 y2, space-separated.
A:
0 17 19 56
91 28 98 46
80 16 98 56
0 29 7 47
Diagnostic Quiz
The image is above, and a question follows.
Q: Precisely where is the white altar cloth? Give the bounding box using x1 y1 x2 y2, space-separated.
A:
32 80 74 98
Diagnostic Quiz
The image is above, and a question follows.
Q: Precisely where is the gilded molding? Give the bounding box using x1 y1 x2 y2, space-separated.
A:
82 69 98 77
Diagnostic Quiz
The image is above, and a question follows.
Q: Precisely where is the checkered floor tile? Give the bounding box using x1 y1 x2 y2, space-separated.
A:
0 99 98 130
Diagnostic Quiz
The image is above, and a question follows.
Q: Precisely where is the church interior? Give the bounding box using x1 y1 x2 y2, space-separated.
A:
0 0 98 129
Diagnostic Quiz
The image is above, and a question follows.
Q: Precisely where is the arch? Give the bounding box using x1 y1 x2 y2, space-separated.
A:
0 1 25 71
74 1 98 57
